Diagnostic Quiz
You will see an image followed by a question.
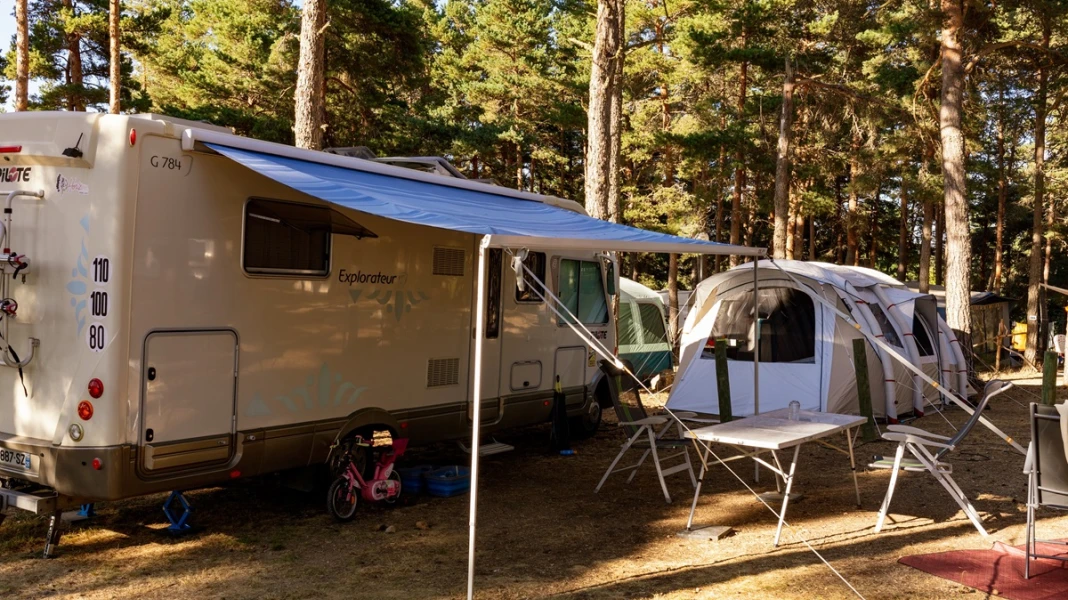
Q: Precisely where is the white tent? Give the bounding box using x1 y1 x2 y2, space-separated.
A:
667 260 969 422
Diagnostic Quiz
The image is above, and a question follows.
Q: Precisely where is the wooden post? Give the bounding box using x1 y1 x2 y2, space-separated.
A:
715 339 732 422
1042 350 1058 406
852 339 877 442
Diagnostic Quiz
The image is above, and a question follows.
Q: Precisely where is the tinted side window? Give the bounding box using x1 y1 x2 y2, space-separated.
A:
244 199 330 276
558 259 609 325
486 249 503 339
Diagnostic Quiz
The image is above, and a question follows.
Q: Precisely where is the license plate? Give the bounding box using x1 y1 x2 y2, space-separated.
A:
0 448 33 472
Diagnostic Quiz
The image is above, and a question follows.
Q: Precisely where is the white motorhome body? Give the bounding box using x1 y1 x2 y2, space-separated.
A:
0 112 616 511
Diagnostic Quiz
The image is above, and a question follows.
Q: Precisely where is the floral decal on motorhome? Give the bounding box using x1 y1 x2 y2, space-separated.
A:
245 363 367 417
65 216 91 337
349 288 429 322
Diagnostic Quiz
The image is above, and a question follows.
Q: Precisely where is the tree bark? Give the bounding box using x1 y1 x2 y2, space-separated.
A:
606 2 625 224
714 143 726 272
846 154 859 266
940 0 971 341
808 216 816 261
729 57 749 267
934 205 944 286
1026 20 1051 366
294 0 327 150
15 0 29 111
898 179 909 281
585 0 623 220
772 57 796 259
64 0 84 111
870 180 881 268
109 0 121 114
785 195 797 259
920 194 933 294
994 105 1007 293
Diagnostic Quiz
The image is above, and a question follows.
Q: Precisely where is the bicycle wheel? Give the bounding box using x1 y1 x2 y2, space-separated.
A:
383 470 402 505
327 477 359 521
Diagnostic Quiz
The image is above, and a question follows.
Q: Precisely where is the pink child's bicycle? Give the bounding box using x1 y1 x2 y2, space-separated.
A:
326 435 408 521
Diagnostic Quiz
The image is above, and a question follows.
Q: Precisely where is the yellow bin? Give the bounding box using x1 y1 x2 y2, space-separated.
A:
1012 322 1028 352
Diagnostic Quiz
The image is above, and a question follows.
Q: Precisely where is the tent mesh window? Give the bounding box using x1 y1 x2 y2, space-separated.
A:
638 303 668 344
707 287 816 363
869 304 904 347
618 304 639 346
912 313 936 356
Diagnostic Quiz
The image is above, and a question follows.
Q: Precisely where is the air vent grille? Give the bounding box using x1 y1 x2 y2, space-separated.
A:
427 358 460 387
433 247 465 276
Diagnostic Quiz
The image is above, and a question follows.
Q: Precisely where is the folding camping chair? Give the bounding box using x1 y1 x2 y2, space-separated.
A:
1024 402 1068 578
594 362 703 503
870 379 1013 537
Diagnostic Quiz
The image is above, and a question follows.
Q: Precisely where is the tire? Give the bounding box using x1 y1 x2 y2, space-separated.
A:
569 395 602 440
327 477 359 521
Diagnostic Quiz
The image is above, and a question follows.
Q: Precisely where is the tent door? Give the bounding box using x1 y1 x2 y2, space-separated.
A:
140 329 238 472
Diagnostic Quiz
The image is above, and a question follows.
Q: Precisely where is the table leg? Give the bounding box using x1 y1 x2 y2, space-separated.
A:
773 444 801 547
846 427 861 508
686 443 712 530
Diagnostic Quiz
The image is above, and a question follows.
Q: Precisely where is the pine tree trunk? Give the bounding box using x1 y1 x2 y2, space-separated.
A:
729 58 749 267
870 180 881 268
772 58 795 259
846 147 859 265
109 0 121 114
667 253 679 346
794 209 804 259
714 142 726 272
920 196 933 294
585 0 623 220
64 0 84 111
808 216 816 261
785 194 797 260
898 180 909 281
1026 21 1051 366
606 2 625 224
934 206 944 286
15 0 29 111
295 0 327 150
940 0 971 341
994 106 1007 293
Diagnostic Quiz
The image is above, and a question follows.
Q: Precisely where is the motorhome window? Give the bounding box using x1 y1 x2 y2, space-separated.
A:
638 303 668 344
557 259 609 325
706 287 815 363
913 313 935 356
244 200 331 275
486 249 503 339
869 304 903 347
515 252 546 302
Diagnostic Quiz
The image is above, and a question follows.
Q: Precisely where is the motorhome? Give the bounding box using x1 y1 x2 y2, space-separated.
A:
0 112 618 518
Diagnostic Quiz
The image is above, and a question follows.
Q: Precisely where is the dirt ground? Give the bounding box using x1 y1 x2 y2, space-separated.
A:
2 370 1065 599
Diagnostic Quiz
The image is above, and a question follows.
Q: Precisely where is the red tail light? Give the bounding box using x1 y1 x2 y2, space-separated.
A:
0 145 22 153
88 378 104 399
78 400 94 420
91 458 103 470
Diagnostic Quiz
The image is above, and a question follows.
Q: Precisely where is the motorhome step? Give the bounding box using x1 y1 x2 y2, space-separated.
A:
457 439 514 456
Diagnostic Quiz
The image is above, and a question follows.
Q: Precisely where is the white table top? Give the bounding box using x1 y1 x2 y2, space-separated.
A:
684 408 867 450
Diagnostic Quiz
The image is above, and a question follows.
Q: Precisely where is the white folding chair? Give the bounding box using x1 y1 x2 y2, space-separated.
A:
594 363 699 503
870 380 1013 536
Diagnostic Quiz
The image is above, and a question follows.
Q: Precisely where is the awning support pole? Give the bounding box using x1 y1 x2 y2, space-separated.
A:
467 235 490 600
753 260 760 416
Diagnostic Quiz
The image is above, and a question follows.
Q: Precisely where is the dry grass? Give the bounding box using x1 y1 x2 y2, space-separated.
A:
1 370 1065 599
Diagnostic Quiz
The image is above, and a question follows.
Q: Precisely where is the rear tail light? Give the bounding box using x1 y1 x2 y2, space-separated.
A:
0 145 22 153
91 458 103 470
77 400 94 420
88 378 104 399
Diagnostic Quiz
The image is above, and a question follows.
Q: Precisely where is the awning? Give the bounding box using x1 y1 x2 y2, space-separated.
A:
205 143 763 256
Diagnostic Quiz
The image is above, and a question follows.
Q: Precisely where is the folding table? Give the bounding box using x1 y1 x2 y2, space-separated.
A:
683 408 867 546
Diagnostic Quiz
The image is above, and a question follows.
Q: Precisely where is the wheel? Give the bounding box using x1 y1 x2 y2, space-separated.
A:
327 477 359 521
569 395 602 440
383 470 402 505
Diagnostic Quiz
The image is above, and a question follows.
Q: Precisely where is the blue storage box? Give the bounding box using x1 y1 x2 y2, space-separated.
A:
398 465 434 494
424 466 471 498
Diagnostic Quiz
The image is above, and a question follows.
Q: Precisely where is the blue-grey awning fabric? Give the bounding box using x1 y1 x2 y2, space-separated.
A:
207 143 762 256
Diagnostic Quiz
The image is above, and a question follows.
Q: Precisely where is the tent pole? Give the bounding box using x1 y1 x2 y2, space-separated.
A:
753 260 760 415
467 235 490 600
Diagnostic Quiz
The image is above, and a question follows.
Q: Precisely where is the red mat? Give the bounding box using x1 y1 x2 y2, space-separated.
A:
899 540 1068 600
